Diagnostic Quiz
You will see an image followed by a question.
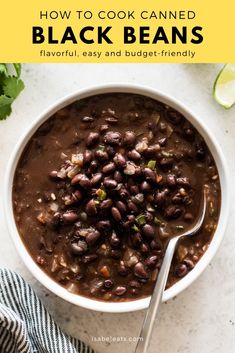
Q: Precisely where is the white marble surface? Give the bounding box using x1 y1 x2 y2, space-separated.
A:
0 64 234 353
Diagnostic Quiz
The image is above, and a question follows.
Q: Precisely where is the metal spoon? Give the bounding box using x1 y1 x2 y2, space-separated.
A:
134 186 208 353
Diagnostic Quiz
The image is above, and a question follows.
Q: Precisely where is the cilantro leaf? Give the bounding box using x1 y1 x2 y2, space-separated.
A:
13 63 21 77
3 76 24 99
0 95 14 120
0 64 8 76
0 64 24 120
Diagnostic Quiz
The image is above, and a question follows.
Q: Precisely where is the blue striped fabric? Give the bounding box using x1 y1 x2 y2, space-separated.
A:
0 269 95 353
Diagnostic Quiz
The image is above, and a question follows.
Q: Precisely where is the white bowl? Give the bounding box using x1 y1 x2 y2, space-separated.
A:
4 83 230 313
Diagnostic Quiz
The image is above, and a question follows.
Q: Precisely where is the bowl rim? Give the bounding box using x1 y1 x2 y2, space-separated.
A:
4 83 230 313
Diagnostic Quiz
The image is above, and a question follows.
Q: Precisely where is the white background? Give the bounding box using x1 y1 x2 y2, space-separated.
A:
0 64 234 353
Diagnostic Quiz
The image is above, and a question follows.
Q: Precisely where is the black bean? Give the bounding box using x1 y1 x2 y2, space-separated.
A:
167 110 183 124
105 117 118 124
103 179 117 189
142 224 155 238
71 174 82 186
131 232 142 247
160 157 174 168
167 174 176 187
119 188 129 199
183 196 193 206
176 177 191 188
128 149 141 161
145 212 154 223
113 286 127 296
85 199 97 216
102 162 116 174
110 231 120 247
36 255 46 266
138 278 148 284
196 143 206 160
130 185 140 195
49 170 59 180
104 279 114 289
114 170 123 183
174 263 188 277
105 145 116 157
50 212 61 228
150 240 162 251
145 255 158 268
134 166 142 177
127 215 135 223
103 131 122 145
82 254 98 263
144 145 160 158
143 168 156 182
140 243 149 253
62 211 79 224
99 124 109 134
130 288 139 296
155 191 166 206
100 198 113 210
134 262 149 279
96 220 111 231
71 241 87 255
185 128 195 139
86 132 99 147
140 181 151 192
95 150 108 162
111 207 122 222
165 205 182 219
73 190 82 201
184 212 194 222
118 264 129 276
113 153 126 168
110 249 122 259
127 201 139 214
82 116 94 123
129 280 141 288
90 173 103 186
172 193 183 204
184 259 195 270
86 230 101 245
123 131 136 146
71 174 91 189
116 201 127 214
89 160 98 173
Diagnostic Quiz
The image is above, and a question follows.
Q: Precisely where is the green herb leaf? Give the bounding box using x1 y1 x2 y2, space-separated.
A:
0 104 12 120
0 64 24 120
0 64 8 76
154 217 162 226
132 224 139 232
136 214 146 225
147 160 156 170
13 63 21 77
3 76 24 99
175 225 184 231
96 188 107 201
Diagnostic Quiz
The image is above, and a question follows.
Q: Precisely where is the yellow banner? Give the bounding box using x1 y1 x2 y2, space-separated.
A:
0 0 234 63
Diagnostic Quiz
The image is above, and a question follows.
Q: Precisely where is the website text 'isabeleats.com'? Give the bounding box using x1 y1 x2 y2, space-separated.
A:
91 336 143 343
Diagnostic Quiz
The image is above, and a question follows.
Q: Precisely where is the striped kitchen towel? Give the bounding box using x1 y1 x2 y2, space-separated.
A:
0 269 95 353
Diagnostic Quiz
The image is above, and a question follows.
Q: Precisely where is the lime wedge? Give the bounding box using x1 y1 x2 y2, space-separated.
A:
214 64 235 109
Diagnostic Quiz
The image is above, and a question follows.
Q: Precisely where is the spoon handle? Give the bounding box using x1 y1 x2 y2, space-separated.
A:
134 236 180 353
